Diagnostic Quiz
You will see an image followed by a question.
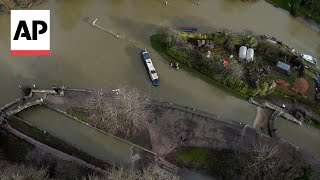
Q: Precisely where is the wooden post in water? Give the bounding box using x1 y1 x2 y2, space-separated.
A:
91 18 120 39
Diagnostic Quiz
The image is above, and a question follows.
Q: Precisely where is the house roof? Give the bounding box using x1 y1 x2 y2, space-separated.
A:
277 61 290 71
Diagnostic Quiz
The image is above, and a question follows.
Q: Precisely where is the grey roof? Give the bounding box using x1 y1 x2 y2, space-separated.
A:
277 61 290 71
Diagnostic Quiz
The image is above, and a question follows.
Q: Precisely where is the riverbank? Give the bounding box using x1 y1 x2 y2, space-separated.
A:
0 128 98 179
265 0 320 29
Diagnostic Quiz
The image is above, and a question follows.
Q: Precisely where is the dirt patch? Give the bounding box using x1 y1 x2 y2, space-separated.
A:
253 107 267 129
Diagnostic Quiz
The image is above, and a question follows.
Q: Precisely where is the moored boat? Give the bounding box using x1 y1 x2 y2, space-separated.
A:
301 53 317 66
141 49 160 86
180 27 198 30
180 27 198 33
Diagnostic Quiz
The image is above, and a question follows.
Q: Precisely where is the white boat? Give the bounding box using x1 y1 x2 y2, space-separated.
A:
301 54 317 65
141 49 160 86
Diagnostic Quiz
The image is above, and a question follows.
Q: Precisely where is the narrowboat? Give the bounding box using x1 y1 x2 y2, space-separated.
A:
141 49 160 86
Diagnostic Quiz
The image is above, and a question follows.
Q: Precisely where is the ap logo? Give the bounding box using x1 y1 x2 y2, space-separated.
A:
11 10 50 55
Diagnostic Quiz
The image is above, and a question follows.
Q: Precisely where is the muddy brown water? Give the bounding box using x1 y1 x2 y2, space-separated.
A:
0 0 320 166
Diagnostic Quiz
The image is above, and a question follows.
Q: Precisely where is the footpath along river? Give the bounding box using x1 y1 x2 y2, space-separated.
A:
0 0 319 159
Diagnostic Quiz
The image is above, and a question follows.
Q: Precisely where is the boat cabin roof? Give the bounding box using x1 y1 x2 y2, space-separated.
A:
142 51 150 60
146 60 159 79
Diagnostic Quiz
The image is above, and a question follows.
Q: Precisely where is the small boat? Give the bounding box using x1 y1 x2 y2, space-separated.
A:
180 27 198 33
141 49 160 86
182 29 197 33
180 27 198 31
301 54 317 65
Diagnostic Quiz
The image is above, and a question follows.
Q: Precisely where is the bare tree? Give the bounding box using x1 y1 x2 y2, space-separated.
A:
0 0 15 11
84 86 153 138
86 164 180 180
158 27 187 47
241 140 280 179
141 164 180 180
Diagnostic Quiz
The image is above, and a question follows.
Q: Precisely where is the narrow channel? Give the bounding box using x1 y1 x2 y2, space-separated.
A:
16 105 134 167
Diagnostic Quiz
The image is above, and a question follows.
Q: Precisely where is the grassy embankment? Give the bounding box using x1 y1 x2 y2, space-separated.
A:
169 146 314 179
67 107 152 150
0 129 32 162
170 147 235 178
266 0 320 24
150 34 249 100
7 116 110 169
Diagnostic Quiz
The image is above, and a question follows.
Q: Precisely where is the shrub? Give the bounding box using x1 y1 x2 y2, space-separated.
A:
250 86 261 97
291 78 309 95
260 82 269 96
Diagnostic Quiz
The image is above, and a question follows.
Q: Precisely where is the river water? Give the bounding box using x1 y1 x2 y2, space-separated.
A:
0 0 319 160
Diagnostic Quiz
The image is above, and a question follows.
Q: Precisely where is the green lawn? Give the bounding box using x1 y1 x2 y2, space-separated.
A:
309 120 320 129
171 147 239 178
268 0 290 9
177 147 209 168
66 107 87 122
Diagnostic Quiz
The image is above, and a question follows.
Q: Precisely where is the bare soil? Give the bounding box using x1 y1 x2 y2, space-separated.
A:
253 106 267 129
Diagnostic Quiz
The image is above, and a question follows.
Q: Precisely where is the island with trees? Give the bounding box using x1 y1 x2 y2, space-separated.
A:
151 27 320 129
